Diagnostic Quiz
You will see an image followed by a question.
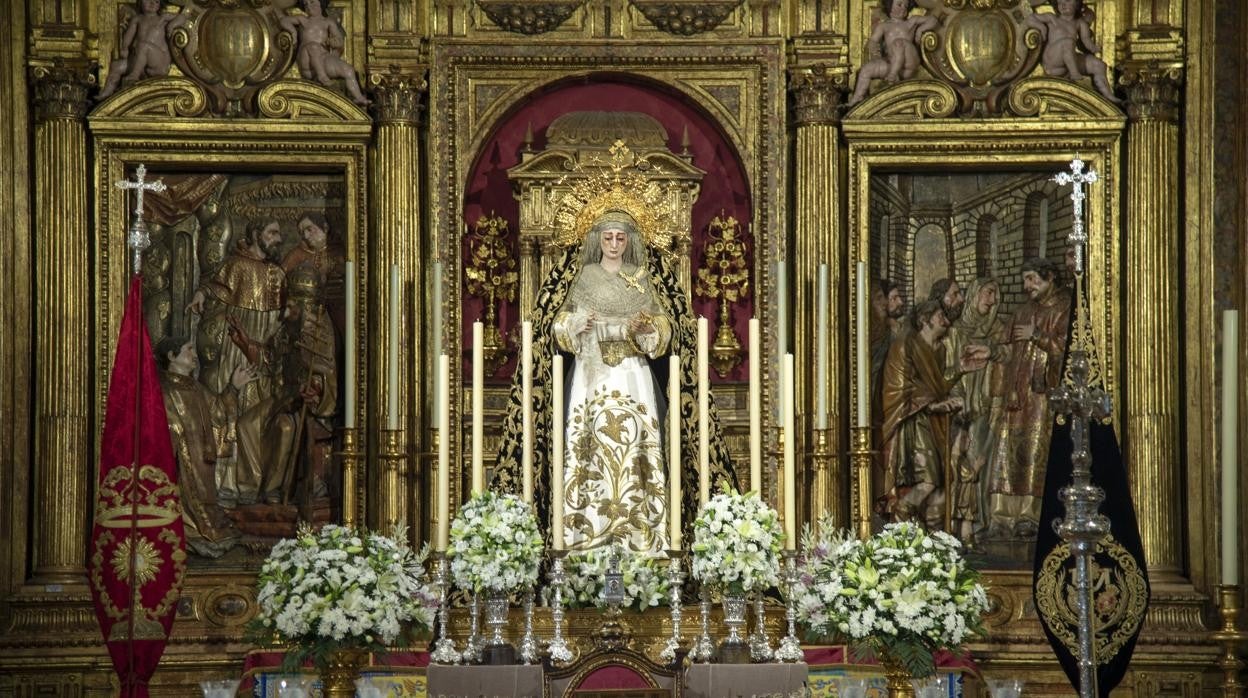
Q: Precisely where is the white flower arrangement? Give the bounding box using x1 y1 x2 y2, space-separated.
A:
794 519 989 678
558 548 671 611
690 487 783 596
448 491 544 593
251 523 437 668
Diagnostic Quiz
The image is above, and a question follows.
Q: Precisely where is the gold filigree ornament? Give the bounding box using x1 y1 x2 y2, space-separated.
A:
1034 533 1149 664
550 140 682 252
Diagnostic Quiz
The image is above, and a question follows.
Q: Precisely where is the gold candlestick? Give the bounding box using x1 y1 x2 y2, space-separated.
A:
850 425 873 540
379 429 408 536
337 427 362 526
1212 584 1247 697
807 428 841 531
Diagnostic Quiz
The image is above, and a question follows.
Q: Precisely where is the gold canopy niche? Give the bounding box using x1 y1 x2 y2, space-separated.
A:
0 0 1242 696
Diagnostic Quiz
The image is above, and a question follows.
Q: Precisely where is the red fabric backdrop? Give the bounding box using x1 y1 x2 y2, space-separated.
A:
461 74 755 382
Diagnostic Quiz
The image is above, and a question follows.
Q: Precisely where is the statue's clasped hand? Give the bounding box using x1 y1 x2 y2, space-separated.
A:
629 312 655 337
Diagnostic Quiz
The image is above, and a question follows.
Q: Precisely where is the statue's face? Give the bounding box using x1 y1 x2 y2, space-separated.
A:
975 283 999 314
140 0 160 14
258 222 283 257
1023 270 1052 300
941 281 965 320
888 0 909 19
887 288 905 318
1055 0 1078 17
304 0 324 17
299 217 328 250
924 307 950 337
169 340 197 374
599 227 628 262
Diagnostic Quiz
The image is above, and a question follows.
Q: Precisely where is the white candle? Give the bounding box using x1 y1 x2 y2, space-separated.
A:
521 321 534 504
697 316 710 506
855 261 869 428
437 355 450 551
816 264 829 430
387 265 401 430
782 353 797 550
552 354 565 550
471 321 484 494
431 260 443 412
343 261 356 429
1222 309 1239 585
668 355 682 550
776 261 788 355
749 318 762 494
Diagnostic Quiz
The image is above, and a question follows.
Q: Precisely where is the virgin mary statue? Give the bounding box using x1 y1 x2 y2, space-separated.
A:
494 209 736 553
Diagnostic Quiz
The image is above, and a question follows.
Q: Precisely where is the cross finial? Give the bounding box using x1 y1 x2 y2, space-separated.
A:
115 164 168 275
1052 157 1098 275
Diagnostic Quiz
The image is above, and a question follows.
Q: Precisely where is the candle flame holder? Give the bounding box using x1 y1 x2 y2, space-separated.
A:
1212 585 1247 697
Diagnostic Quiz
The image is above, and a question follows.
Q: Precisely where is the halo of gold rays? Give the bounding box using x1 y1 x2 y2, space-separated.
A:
551 140 681 251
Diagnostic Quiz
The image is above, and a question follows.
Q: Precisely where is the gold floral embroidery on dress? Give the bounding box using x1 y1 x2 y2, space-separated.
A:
564 388 667 553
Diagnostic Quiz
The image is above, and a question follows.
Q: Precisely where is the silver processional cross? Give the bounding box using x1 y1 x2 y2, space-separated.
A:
115 163 168 275
1052 157 1098 276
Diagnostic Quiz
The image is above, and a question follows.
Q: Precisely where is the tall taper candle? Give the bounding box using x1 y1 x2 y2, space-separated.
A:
431 260 443 410
437 355 450 551
521 321 534 504
388 265 401 430
1222 309 1239 585
782 353 796 549
471 321 484 494
855 261 869 428
552 354 566 550
344 261 356 429
668 355 682 549
749 318 762 494
816 264 829 430
698 316 710 506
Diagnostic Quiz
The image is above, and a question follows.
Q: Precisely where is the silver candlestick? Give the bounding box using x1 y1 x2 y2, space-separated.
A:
774 550 804 662
461 592 483 664
518 587 539 664
430 554 460 664
691 585 715 662
749 593 774 661
659 551 686 664
547 552 574 664
1049 157 1112 698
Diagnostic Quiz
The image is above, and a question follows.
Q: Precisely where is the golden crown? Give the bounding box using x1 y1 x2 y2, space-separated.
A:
550 140 681 251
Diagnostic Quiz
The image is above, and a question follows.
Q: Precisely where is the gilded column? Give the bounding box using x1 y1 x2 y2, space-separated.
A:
789 62 847 529
1119 47 1184 575
29 60 93 583
369 68 425 540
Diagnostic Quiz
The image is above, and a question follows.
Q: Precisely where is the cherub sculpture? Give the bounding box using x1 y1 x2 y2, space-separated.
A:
1026 0 1122 104
848 0 939 106
280 0 370 106
98 0 190 101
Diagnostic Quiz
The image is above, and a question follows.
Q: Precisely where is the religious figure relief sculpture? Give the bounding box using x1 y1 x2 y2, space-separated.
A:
984 257 1072 540
848 0 938 106
947 278 1008 547
280 0 370 106
880 301 962 530
157 336 253 558
494 141 736 553
1026 0 1121 104
97 0 190 101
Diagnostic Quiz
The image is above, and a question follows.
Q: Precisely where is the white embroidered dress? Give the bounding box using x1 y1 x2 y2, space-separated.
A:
553 262 673 553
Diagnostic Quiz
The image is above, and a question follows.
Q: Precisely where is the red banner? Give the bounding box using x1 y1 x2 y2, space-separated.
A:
88 275 188 698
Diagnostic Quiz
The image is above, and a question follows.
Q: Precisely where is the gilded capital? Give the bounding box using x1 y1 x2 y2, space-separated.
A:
29 61 94 123
369 68 426 124
789 66 847 126
1119 62 1183 123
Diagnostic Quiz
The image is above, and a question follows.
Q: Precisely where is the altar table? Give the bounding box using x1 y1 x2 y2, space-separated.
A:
683 662 809 698
425 663 544 698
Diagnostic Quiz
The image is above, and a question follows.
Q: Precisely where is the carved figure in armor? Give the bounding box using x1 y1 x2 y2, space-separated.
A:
187 219 287 506
1026 0 1122 104
849 0 939 106
156 336 256 557
280 0 371 106
98 0 190 100
985 257 1072 539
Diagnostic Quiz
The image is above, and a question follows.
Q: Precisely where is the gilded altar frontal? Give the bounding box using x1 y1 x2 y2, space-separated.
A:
0 0 1244 695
